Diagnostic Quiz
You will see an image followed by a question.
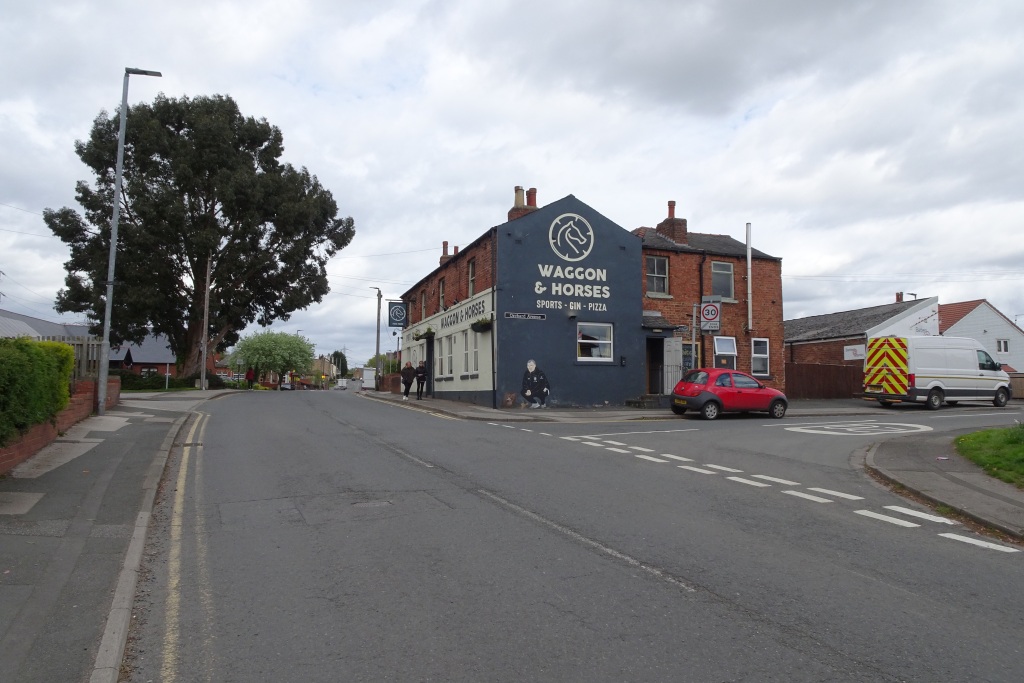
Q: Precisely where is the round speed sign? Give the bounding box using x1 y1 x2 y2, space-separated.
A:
700 303 720 323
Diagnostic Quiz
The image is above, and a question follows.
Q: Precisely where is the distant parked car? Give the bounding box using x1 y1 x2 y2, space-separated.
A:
280 381 294 391
671 368 787 420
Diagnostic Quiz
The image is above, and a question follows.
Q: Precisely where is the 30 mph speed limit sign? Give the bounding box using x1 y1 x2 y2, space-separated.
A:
700 302 720 331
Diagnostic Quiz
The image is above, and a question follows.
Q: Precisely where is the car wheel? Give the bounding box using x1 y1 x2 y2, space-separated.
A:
925 389 943 410
671 406 687 416
993 388 1009 408
701 401 720 420
877 400 894 408
768 400 787 419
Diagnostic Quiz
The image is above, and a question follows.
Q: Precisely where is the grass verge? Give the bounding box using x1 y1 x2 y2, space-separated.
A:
954 420 1024 489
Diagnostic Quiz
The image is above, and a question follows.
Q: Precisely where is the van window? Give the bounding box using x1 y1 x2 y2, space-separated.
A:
977 350 1000 371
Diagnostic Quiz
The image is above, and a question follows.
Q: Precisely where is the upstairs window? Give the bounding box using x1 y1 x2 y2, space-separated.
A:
996 339 1009 353
646 255 668 294
439 277 445 310
468 259 476 296
711 261 734 299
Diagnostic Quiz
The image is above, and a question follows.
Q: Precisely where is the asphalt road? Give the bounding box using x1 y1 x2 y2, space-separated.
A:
124 391 1024 682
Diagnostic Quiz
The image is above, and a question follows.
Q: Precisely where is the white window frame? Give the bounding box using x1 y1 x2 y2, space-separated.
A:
439 278 445 310
462 331 469 372
576 322 614 362
445 334 453 375
472 330 479 371
996 339 1009 354
751 338 770 376
420 291 426 319
468 259 476 296
711 261 734 299
713 336 737 356
436 337 444 376
646 255 668 294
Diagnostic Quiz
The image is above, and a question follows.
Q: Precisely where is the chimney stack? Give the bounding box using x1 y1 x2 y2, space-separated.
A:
896 292 903 303
508 185 540 221
654 200 688 244
440 240 453 266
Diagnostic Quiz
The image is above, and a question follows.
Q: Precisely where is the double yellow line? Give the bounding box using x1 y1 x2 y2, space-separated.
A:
160 412 214 682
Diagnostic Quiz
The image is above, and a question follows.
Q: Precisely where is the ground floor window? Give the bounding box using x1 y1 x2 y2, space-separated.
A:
472 331 479 371
752 338 769 375
445 334 453 375
577 323 613 361
713 336 737 369
462 331 469 372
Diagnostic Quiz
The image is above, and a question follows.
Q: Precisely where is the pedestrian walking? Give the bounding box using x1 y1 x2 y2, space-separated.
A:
415 360 427 399
245 367 255 390
400 361 416 400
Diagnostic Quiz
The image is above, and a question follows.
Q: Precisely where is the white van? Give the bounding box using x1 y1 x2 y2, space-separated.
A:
863 336 1012 409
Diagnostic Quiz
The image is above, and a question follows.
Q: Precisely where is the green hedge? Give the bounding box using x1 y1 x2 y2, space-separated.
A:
117 371 227 390
0 338 75 448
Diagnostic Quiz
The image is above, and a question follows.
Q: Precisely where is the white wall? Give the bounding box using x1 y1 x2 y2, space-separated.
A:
865 297 939 338
945 304 1024 372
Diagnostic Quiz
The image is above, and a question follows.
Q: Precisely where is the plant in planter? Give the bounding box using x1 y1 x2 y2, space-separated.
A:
413 327 435 340
470 317 492 333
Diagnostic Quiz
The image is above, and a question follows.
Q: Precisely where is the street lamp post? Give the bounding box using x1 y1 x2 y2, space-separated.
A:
370 287 382 390
97 67 162 416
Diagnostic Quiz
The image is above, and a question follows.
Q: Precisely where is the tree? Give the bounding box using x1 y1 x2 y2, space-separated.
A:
45 94 355 376
232 332 313 389
331 350 348 377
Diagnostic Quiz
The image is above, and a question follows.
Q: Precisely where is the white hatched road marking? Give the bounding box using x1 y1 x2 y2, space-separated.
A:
606 448 631 454
727 477 771 487
629 446 655 452
884 506 958 525
603 440 627 446
854 510 920 527
808 488 864 500
679 465 718 474
704 464 744 473
659 454 694 462
783 490 833 503
938 534 1020 552
635 454 670 463
582 442 606 448
752 475 800 485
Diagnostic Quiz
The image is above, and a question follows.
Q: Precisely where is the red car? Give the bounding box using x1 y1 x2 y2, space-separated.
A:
671 368 787 420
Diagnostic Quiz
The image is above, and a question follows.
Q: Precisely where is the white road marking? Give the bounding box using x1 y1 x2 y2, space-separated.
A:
752 475 801 485
764 419 880 428
679 465 718 474
727 477 771 487
884 506 958 524
783 490 833 503
704 464 744 473
854 510 920 527
606 448 632 453
539 432 552 436
635 454 670 463
659 454 694 462
582 442 607 448
938 533 1020 552
520 428 534 432
603 440 627 446
560 436 580 440
579 429 699 437
629 446 655 452
808 488 864 500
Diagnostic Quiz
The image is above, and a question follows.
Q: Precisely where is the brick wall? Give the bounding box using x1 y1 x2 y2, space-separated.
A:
407 233 496 325
0 377 120 476
785 338 865 365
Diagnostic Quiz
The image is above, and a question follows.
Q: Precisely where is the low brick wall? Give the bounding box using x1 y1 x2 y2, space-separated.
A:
0 378 120 476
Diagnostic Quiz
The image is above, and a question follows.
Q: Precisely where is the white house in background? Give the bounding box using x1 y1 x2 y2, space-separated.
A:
939 299 1024 372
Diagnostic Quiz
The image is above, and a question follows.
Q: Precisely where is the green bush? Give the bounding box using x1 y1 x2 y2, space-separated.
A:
0 338 75 448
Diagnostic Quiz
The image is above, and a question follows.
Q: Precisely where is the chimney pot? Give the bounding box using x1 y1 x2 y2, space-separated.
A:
896 292 903 303
453 246 459 255
514 186 525 208
668 200 676 219
526 187 537 208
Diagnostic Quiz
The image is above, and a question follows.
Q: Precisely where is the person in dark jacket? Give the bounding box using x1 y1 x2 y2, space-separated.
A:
415 360 427 400
400 361 416 400
521 359 550 408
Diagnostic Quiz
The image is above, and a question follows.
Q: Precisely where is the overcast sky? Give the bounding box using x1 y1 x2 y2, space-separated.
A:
3 0 1023 366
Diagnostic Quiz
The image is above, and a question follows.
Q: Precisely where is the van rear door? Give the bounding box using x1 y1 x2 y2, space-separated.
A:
864 337 911 401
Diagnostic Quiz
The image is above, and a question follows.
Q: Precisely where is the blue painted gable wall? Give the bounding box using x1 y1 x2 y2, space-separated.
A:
495 195 644 407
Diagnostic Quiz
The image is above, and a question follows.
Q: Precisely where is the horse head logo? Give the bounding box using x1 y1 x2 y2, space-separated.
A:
548 213 595 262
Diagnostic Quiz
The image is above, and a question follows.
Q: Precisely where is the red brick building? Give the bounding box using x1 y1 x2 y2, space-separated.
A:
634 201 786 393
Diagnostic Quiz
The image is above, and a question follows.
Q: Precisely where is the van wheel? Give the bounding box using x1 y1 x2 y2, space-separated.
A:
993 388 1009 408
925 389 943 410
701 402 720 420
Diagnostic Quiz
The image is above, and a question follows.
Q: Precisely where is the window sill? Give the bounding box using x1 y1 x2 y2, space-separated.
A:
645 292 673 299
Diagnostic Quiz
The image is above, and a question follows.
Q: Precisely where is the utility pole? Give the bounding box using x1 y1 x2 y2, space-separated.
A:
370 287 382 390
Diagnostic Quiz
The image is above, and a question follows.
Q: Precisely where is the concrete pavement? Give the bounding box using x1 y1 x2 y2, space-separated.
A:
0 389 1019 680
